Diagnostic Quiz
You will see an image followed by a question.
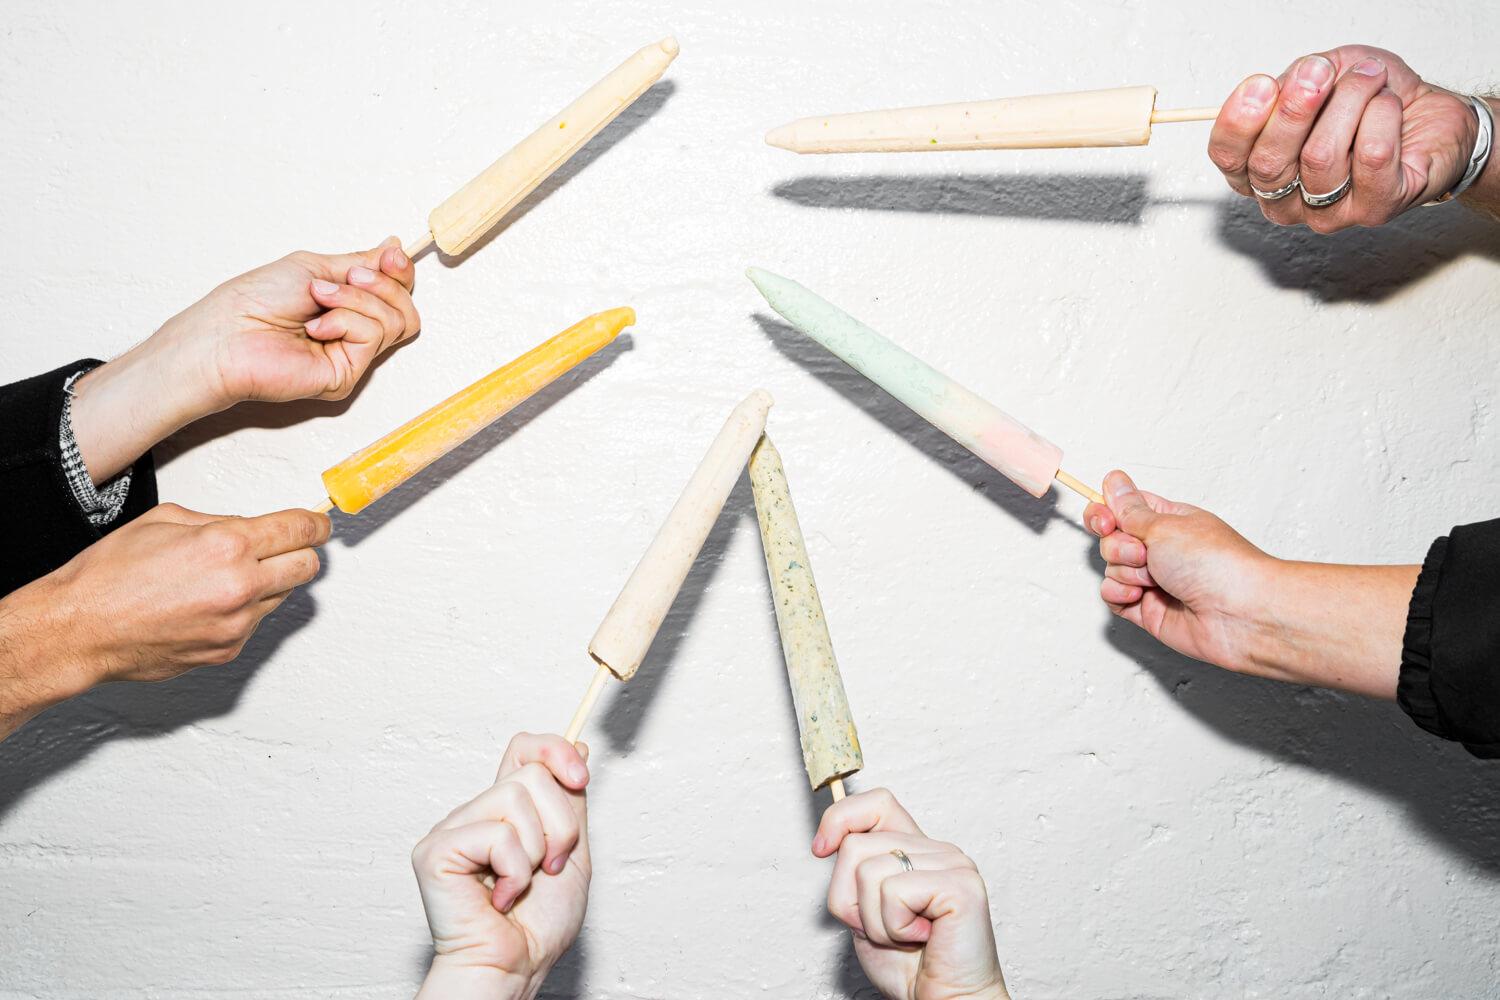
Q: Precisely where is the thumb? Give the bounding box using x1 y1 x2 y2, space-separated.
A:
1103 471 1159 540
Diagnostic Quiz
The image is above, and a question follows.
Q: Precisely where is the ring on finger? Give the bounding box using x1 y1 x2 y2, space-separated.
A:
890 849 914 872
1300 174 1352 207
1252 175 1301 201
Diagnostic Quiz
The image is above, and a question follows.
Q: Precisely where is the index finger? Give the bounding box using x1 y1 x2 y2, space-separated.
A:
813 788 922 857
499 732 590 791
376 236 416 292
1083 502 1116 537
221 508 331 559
1207 74 1280 195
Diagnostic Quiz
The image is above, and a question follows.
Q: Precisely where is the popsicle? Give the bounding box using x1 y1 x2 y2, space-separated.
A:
403 36 679 257
310 307 635 515
563 389 774 742
765 85 1218 154
746 267 1103 505
749 435 862 800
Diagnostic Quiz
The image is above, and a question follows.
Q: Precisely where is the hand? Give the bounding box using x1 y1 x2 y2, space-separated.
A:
413 733 591 1000
813 789 1008 1000
69 239 420 483
1083 471 1273 673
1207 45 1480 232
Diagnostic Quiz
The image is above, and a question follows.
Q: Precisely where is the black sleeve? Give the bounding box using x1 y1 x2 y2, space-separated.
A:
1398 518 1500 758
0 360 158 597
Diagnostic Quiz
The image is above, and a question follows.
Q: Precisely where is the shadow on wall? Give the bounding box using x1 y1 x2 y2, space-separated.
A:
437 79 678 267
0 585 318 822
771 172 1152 225
1106 618 1500 875
1213 196 1500 303
751 314 1060 536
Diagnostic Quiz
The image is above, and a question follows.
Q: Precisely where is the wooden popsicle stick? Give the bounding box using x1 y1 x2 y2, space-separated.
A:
1054 469 1105 505
829 778 847 802
403 231 436 258
1151 105 1222 124
308 498 335 514
564 663 612 744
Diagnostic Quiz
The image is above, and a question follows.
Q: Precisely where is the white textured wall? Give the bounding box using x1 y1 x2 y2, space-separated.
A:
4 2 1500 997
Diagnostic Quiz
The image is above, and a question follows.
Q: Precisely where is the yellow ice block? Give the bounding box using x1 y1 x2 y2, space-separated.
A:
321 307 634 514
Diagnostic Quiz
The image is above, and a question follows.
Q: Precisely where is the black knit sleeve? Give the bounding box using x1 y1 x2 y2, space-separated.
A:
0 361 158 597
1398 519 1500 759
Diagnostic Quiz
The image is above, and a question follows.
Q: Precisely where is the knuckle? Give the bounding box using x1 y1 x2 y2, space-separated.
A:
1298 139 1339 174
205 525 250 562
1206 142 1245 174
1246 148 1289 182
1355 139 1395 171
1274 96 1316 128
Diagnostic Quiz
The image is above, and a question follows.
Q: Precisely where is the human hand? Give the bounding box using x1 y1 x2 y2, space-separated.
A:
1207 45 1480 232
33 503 329 684
414 733 591 1000
813 789 1008 1000
1084 471 1274 673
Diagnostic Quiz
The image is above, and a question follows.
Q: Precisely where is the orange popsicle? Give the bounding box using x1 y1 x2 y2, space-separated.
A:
321 307 635 514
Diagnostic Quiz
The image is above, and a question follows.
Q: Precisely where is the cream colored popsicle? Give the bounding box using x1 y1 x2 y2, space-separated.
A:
749 435 862 793
747 267 1103 505
316 307 634 514
765 85 1220 154
587 389 774 681
409 36 679 256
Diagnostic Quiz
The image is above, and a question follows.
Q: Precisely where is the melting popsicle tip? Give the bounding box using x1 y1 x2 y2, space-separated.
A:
657 35 680 57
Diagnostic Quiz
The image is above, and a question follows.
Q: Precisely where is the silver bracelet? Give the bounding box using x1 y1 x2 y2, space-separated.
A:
1426 94 1493 205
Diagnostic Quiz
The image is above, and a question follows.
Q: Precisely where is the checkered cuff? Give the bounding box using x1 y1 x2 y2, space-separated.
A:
59 368 133 527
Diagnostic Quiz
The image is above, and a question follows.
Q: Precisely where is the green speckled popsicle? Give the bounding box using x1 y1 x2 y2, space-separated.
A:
746 267 1102 505
749 435 862 794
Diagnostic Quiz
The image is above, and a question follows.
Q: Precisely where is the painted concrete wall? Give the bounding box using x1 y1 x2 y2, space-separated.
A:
3 2 1499 997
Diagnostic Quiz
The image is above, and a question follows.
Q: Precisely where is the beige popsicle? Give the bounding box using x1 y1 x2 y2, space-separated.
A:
564 389 775 742
749 435 862 801
765 85 1219 153
404 36 680 257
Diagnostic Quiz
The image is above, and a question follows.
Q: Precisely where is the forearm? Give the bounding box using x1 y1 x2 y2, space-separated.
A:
0 578 97 740
1458 96 1499 221
1236 559 1418 698
416 960 534 1000
68 336 220 484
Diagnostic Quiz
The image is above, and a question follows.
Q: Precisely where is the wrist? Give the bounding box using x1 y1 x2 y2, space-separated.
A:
0 578 100 738
416 957 534 1000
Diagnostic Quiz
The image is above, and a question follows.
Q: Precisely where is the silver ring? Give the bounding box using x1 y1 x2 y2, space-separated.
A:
1251 175 1301 201
890 849 914 872
1300 174 1352 207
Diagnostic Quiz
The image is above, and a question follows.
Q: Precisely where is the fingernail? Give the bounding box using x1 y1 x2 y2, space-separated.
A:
389 247 408 269
348 265 376 285
1351 57 1384 77
304 316 322 335
811 835 826 854
548 856 565 874
1130 544 1146 564
568 763 588 785
312 279 339 296
1241 75 1276 110
1107 480 1130 501
1295 55 1335 91
1089 515 1102 535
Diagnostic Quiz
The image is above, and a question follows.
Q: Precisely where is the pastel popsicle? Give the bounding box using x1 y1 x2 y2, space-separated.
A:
749 435 862 790
589 389 774 680
424 36 680 255
321 307 634 514
766 85 1160 153
746 267 1062 498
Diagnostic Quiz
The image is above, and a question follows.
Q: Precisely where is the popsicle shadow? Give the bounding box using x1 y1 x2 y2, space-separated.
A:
597 477 756 755
435 80 678 267
1213 196 1500 303
0 584 318 822
771 172 1152 224
752 314 1058 535
1103 615 1500 875
334 334 634 547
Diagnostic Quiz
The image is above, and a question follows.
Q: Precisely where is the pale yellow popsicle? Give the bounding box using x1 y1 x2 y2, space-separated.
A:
320 307 634 514
749 435 862 791
588 390 773 680
419 36 680 255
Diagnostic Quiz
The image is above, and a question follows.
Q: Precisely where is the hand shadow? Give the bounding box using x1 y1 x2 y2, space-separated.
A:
752 314 1059 535
1214 196 1500 303
335 334 634 547
772 172 1152 225
430 80 678 267
598 476 756 755
0 579 319 822
1101 591 1500 875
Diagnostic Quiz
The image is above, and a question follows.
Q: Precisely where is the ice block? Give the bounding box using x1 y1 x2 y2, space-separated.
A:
320 307 634 514
588 389 774 680
419 37 679 255
746 267 1063 498
765 85 1220 153
749 435 862 791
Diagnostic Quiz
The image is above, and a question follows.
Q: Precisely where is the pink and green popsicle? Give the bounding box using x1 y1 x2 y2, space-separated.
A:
746 267 1100 503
